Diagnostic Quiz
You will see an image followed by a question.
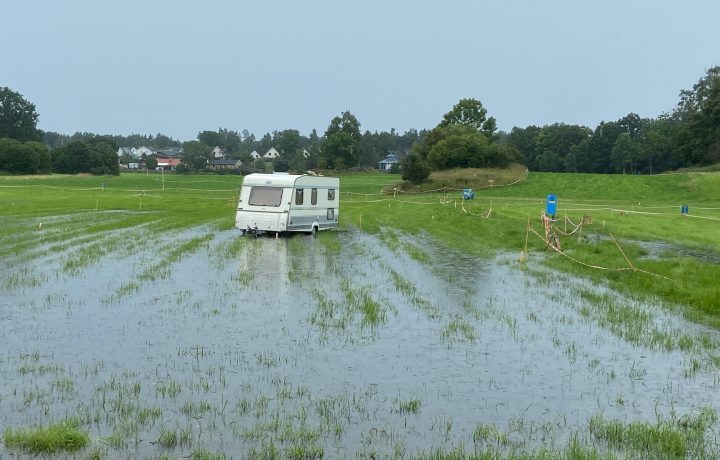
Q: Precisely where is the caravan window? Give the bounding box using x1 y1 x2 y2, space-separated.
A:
248 187 283 207
295 188 304 205
311 188 318 205
328 189 335 200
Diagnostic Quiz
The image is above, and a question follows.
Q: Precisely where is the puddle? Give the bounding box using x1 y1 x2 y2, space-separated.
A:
1 224 720 457
583 232 720 264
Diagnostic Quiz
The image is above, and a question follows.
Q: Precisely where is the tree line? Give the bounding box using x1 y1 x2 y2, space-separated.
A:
0 87 118 175
1 66 718 176
507 66 720 174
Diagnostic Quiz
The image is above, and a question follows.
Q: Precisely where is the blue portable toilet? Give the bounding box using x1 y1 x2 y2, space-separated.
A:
546 194 557 216
463 188 475 200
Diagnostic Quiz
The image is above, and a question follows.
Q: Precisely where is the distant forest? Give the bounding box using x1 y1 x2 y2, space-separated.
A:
1 66 719 176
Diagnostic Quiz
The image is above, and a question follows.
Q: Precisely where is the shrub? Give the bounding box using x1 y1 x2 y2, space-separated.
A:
401 153 430 184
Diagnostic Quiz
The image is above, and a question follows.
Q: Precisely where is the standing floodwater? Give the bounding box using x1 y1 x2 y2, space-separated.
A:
1 222 720 458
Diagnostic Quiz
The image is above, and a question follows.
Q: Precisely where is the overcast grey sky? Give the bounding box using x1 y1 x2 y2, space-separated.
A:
3 0 719 141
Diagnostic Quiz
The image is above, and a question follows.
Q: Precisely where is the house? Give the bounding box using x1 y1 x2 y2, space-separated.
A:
207 159 242 170
156 158 182 171
378 154 400 171
250 150 261 159
212 146 225 159
117 146 136 157
135 146 155 158
158 147 183 158
263 147 280 159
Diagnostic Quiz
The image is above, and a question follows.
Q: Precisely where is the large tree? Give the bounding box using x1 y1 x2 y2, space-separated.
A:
275 129 302 158
674 66 720 165
438 98 497 139
533 123 591 172
181 141 212 170
198 128 242 154
644 116 683 173
325 111 361 141
321 131 355 169
322 111 362 169
0 87 41 141
611 133 643 174
413 99 513 170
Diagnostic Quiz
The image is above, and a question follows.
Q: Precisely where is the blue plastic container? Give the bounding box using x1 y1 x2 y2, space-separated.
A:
463 189 475 200
546 194 557 216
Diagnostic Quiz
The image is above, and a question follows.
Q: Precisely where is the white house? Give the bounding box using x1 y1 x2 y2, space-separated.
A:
250 150 261 159
135 146 155 158
378 154 400 171
263 147 280 159
212 146 225 159
117 146 137 157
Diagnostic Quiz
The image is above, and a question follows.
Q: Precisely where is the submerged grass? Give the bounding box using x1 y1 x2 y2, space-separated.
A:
442 316 477 343
575 287 719 354
4 172 720 457
396 398 422 414
309 277 391 333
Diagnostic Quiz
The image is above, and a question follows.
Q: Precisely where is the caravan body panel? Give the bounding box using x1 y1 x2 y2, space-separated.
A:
235 173 339 233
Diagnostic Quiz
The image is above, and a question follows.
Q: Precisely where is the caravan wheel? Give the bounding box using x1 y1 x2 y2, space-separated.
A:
310 224 319 235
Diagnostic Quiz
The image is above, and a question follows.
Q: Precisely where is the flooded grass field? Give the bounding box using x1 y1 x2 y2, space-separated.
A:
2 173 720 458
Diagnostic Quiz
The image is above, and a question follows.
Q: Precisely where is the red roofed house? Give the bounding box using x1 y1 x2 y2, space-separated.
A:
157 158 182 171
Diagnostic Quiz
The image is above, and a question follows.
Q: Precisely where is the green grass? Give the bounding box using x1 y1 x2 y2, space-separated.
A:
4 171 718 324
157 428 178 448
589 409 718 458
442 316 477 342
340 170 720 325
309 278 390 332
3 418 90 454
4 170 720 458
397 398 422 414
472 423 509 447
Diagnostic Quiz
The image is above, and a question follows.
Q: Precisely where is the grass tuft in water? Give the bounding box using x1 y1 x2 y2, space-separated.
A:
589 408 717 458
396 398 422 414
3 418 89 454
442 316 477 342
472 423 509 447
192 449 227 460
285 444 325 459
157 428 178 449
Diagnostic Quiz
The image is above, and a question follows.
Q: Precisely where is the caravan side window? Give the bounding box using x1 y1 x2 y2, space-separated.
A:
295 189 304 205
311 188 318 205
328 189 335 200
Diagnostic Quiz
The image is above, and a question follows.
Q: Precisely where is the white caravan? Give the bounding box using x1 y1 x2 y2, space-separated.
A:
236 173 340 235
